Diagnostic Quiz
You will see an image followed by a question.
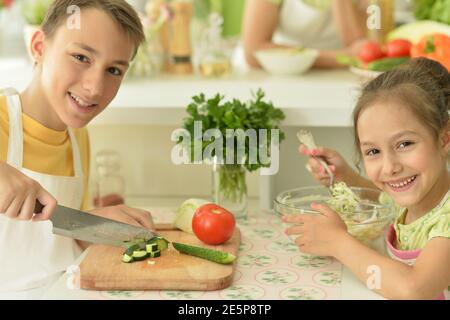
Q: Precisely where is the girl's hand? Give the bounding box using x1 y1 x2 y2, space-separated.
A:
283 202 348 257
298 144 379 190
298 144 354 186
0 161 57 221
87 204 155 231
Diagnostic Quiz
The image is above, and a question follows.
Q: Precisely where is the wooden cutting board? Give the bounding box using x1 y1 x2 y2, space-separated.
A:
79 226 241 291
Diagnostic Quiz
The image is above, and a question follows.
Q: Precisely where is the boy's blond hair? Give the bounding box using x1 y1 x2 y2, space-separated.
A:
41 0 145 58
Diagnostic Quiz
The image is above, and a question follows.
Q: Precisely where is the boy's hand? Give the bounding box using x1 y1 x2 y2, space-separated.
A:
0 161 57 221
283 202 348 257
298 144 355 186
87 204 155 231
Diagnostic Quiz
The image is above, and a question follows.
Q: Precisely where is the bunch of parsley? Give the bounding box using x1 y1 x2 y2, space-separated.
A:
179 89 285 203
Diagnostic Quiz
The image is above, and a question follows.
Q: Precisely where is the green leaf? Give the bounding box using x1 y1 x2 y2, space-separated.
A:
180 89 286 172
192 93 205 104
414 0 437 20
21 0 54 25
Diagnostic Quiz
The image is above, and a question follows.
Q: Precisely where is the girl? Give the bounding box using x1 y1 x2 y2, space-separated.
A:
288 58 450 299
0 0 155 298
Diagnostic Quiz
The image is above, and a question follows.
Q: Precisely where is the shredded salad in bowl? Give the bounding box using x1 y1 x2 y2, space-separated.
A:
274 183 396 245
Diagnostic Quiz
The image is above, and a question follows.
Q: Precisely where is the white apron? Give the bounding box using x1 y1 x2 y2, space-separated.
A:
0 89 84 299
274 0 343 49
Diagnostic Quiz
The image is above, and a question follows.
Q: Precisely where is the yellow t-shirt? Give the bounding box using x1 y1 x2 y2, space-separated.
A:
0 95 91 210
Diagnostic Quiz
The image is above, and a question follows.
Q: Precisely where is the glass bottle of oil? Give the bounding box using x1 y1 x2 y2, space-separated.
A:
198 13 232 78
367 0 395 44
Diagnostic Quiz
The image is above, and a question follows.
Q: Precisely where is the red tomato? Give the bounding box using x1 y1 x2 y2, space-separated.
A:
386 39 412 58
358 41 385 63
192 204 236 245
3 0 14 8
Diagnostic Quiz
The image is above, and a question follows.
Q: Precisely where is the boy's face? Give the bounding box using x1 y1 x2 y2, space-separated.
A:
357 102 449 211
36 8 135 128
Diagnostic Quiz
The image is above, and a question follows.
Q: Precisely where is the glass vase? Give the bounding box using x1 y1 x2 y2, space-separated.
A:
212 158 248 220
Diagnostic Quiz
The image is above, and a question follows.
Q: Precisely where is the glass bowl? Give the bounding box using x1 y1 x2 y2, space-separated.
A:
274 186 396 245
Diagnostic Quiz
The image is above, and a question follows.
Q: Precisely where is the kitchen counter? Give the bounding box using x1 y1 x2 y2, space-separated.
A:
0 57 363 127
42 200 385 300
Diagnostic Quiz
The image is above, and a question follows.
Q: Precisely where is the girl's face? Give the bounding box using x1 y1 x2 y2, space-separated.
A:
37 8 135 129
357 101 450 211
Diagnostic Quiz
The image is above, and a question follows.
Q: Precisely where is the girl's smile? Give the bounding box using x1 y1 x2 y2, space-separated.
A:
385 174 418 192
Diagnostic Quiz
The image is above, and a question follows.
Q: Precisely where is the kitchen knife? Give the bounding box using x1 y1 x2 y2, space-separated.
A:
34 202 158 248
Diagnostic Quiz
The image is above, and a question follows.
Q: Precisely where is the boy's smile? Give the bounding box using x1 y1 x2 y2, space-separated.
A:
67 91 98 114
27 8 135 130
357 101 450 217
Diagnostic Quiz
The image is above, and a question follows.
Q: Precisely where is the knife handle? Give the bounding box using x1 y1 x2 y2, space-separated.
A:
34 201 44 214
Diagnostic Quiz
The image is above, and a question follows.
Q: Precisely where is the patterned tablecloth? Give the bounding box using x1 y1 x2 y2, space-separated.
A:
44 209 343 300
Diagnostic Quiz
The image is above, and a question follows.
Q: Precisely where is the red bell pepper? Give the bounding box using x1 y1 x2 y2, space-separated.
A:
411 33 450 71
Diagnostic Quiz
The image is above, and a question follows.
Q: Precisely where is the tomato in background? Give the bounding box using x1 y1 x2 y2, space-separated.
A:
358 41 385 63
386 39 412 58
1 0 14 8
192 204 235 245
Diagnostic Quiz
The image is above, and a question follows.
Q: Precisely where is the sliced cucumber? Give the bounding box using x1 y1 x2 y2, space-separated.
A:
146 243 158 253
146 236 169 251
172 242 236 264
148 250 161 258
132 250 149 261
122 237 169 263
122 244 142 263
122 254 133 263
124 244 141 257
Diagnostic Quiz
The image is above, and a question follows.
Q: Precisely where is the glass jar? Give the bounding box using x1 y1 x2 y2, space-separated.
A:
127 29 164 78
368 0 395 44
93 150 125 208
212 156 248 220
198 13 232 78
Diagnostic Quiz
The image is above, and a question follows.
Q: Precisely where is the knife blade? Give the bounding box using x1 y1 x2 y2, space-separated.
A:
36 203 158 248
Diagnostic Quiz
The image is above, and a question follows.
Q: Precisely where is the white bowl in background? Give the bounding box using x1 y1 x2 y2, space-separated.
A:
254 47 319 76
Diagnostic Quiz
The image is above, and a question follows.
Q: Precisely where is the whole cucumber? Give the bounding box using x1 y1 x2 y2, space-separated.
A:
368 57 410 72
172 242 236 264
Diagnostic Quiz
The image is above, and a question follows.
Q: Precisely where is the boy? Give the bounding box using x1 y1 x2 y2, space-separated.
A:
0 0 154 298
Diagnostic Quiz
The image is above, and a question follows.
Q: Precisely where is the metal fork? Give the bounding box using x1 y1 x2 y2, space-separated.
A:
318 158 334 188
297 130 335 189
305 157 334 188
